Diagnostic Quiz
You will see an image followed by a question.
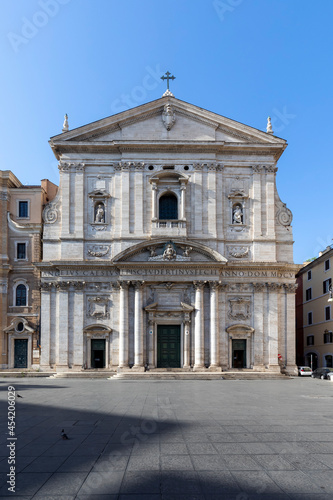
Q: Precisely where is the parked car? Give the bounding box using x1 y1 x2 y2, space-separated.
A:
311 368 333 380
328 372 333 381
298 366 312 376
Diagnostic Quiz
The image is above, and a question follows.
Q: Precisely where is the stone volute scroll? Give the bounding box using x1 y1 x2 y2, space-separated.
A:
276 202 293 227
43 200 60 224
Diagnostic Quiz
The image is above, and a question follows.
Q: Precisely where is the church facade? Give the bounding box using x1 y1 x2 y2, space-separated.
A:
38 94 298 374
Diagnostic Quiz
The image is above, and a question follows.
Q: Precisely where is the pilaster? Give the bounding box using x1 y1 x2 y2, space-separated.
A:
209 282 221 370
40 286 51 367
252 283 265 369
267 283 280 370
133 281 145 370
193 281 205 369
73 283 85 368
57 284 69 368
118 281 129 368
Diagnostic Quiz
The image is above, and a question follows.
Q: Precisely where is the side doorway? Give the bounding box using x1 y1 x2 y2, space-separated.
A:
91 339 105 368
232 339 247 368
14 339 28 368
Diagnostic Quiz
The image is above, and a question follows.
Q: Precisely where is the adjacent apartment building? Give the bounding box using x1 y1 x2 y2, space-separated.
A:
296 246 333 369
0 171 57 369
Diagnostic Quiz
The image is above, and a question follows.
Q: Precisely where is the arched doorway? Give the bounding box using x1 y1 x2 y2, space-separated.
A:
83 325 112 369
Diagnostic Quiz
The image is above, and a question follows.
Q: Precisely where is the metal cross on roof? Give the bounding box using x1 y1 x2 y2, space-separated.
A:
161 71 176 90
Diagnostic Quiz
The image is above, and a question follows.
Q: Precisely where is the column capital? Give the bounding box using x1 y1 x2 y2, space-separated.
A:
116 280 130 290
132 280 145 289
253 282 266 292
284 283 297 293
267 282 282 291
208 281 221 290
193 280 206 290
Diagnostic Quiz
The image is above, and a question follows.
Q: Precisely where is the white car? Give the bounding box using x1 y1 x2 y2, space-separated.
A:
327 372 333 381
298 366 313 376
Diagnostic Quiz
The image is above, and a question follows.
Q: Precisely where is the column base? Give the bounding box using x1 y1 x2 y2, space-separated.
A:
252 365 266 372
282 364 298 376
131 365 145 372
207 365 222 372
265 364 281 373
193 364 205 371
117 366 130 373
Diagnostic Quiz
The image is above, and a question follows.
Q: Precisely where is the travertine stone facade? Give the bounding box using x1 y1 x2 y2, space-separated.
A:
38 96 298 373
0 172 57 369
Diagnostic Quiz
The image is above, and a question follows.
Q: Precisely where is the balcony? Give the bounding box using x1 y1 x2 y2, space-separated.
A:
151 219 187 237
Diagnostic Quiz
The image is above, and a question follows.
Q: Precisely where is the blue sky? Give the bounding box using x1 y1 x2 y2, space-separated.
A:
1 0 332 264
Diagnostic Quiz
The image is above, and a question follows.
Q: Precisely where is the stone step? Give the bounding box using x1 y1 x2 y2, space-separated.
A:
51 371 117 379
0 371 55 378
110 372 288 381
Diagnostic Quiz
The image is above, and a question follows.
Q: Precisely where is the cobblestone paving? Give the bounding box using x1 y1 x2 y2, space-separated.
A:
1 377 333 499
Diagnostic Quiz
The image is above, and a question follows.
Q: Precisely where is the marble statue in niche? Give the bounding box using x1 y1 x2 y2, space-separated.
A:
233 204 243 224
95 203 105 223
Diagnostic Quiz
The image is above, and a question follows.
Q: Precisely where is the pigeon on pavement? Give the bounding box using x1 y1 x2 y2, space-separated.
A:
61 429 69 440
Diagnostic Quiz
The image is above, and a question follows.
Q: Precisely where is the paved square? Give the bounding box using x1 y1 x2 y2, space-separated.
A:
0 377 333 499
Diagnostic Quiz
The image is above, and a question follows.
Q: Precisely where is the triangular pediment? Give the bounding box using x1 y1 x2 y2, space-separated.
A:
50 96 286 149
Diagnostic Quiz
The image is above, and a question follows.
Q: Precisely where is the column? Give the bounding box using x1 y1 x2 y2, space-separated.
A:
219 284 228 369
252 165 262 239
121 164 130 235
180 181 186 220
183 320 191 368
193 281 205 369
133 281 144 370
118 281 129 368
148 320 155 368
253 283 265 369
59 165 70 239
73 282 85 368
266 166 276 239
285 284 297 374
57 284 69 368
267 283 280 371
135 166 144 234
193 165 203 233
40 285 51 368
74 165 85 239
151 181 158 221
207 167 216 236
209 282 220 369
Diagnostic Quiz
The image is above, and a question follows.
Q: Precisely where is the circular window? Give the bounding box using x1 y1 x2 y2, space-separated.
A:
148 165 154 171
184 165 189 171
16 322 24 332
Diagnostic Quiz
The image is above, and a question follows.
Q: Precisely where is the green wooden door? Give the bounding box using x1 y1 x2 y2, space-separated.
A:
14 339 28 368
232 339 247 368
91 339 105 368
157 325 181 368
